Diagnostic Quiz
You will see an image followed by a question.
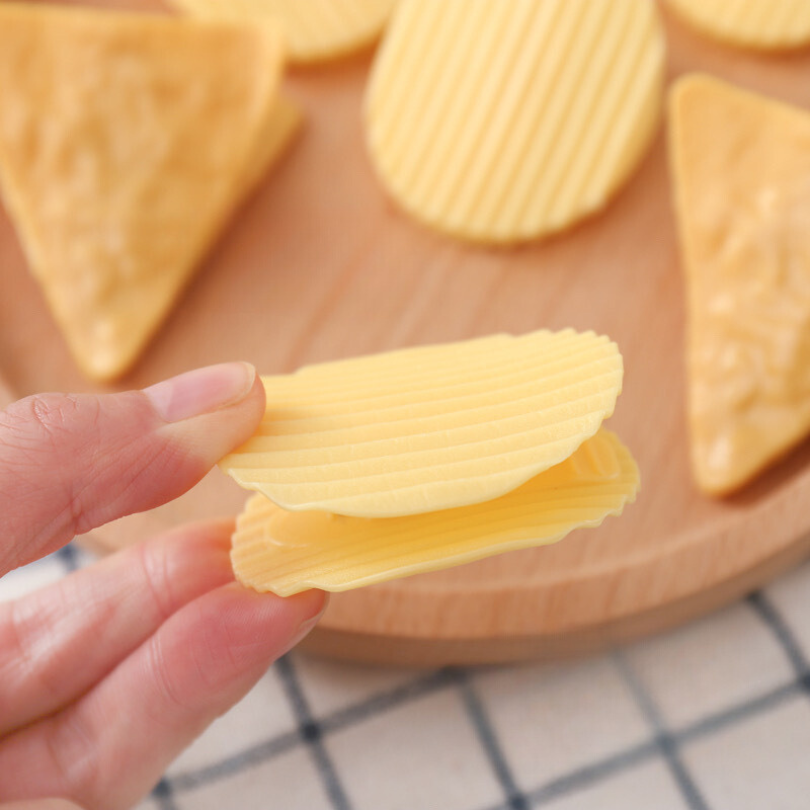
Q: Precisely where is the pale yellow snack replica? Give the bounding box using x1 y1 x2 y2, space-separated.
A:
670 75 810 495
0 3 300 381
365 0 665 244
666 0 810 51
221 330 640 595
169 0 397 63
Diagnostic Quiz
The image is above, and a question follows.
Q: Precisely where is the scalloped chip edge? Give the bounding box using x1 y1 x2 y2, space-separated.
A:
220 329 624 517
231 429 639 595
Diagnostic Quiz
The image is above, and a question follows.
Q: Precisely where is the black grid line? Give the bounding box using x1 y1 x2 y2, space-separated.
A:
318 667 462 734
153 652 802 810
525 737 659 809
164 667 460 794
474 677 806 810
457 673 530 810
275 654 354 810
167 729 302 793
614 652 709 810
747 592 810 679
476 738 660 810
150 778 180 810
57 542 79 573
153 650 810 810
13 549 810 810
678 680 800 745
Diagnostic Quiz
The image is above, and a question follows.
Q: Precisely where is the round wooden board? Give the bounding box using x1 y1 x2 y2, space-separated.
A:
3 1 810 666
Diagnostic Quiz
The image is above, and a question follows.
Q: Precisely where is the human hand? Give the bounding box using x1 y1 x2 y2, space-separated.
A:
0 363 327 809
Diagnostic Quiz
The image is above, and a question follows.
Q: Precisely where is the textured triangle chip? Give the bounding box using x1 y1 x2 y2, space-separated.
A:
241 96 302 200
232 430 639 596
365 0 665 244
220 329 623 517
0 4 297 380
670 75 810 495
169 0 397 63
666 0 810 51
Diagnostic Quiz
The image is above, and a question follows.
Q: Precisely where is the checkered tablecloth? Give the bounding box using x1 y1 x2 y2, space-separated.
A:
4 543 810 810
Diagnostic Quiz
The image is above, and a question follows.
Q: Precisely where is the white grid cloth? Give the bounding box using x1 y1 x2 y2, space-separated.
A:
4 542 810 810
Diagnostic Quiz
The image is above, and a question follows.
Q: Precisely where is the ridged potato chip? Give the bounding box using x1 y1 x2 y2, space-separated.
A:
0 4 297 380
232 430 639 595
670 76 810 494
220 329 623 517
169 0 397 63
666 0 810 51
365 0 665 243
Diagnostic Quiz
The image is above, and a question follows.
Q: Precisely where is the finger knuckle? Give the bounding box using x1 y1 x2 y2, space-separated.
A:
46 709 104 805
1 393 101 460
0 394 104 538
135 541 175 624
146 634 194 718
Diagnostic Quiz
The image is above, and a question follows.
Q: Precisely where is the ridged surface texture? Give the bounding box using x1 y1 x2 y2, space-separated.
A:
220 329 623 517
666 0 810 50
670 76 810 495
365 0 665 244
0 3 292 380
170 0 397 62
232 430 639 595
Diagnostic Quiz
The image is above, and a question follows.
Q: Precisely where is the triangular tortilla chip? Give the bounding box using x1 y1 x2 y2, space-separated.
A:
0 4 297 380
242 96 301 196
670 75 810 494
169 0 397 63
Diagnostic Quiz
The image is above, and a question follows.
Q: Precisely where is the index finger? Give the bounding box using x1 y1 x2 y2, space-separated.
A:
0 363 264 575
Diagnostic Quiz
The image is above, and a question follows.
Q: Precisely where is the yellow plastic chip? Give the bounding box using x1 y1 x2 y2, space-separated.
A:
0 4 298 380
670 75 810 495
232 430 639 595
665 0 810 51
169 0 397 63
365 0 665 244
220 329 623 517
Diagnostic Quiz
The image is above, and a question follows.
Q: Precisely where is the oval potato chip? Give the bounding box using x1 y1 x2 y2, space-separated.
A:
169 0 397 63
220 329 623 518
665 0 810 51
365 0 665 243
231 430 639 596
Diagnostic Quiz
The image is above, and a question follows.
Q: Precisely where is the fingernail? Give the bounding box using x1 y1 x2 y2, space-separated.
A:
280 593 329 656
281 615 323 656
145 362 256 423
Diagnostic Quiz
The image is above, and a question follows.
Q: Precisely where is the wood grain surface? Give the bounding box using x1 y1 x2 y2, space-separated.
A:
3 1 810 665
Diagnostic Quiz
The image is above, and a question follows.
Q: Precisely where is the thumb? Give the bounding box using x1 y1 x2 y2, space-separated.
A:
0 363 264 574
